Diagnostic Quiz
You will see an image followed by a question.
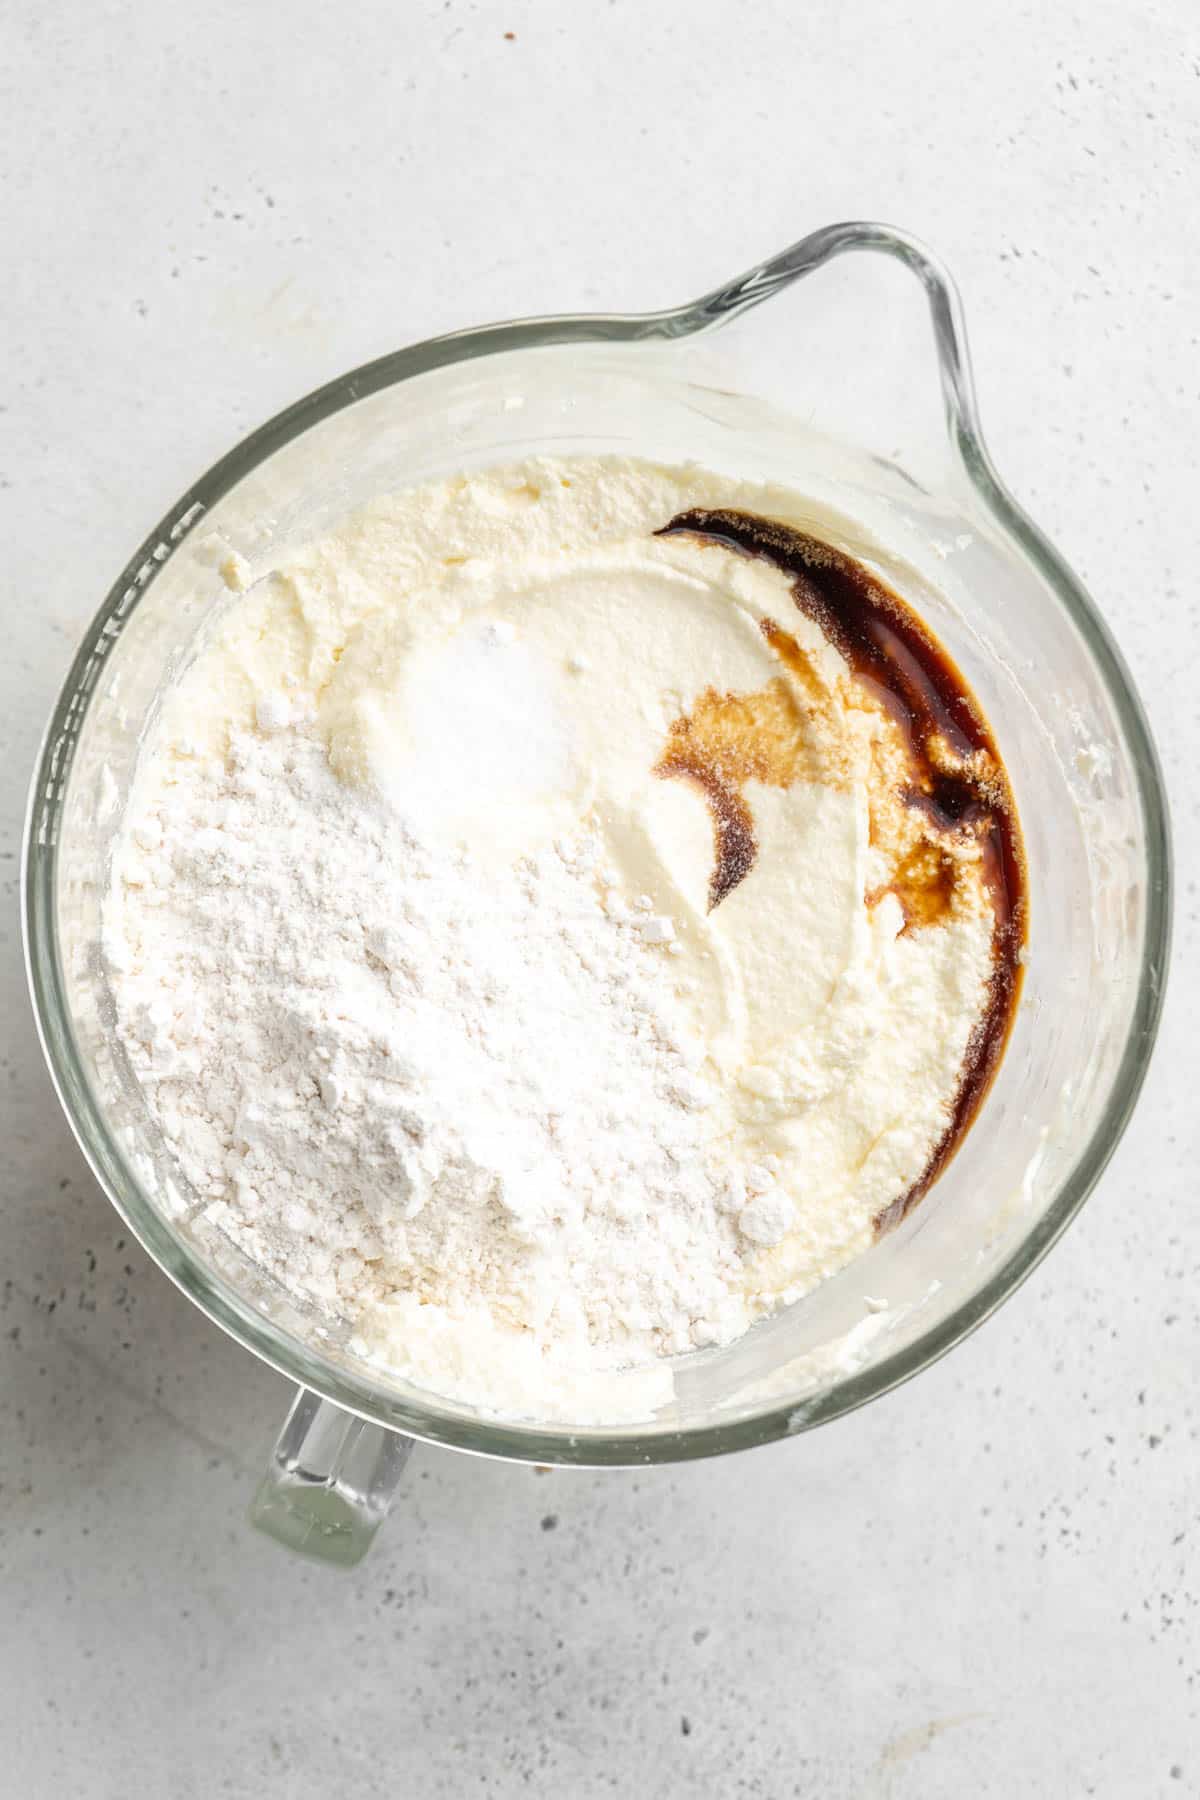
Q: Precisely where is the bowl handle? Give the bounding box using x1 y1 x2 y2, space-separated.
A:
249 1387 414 1566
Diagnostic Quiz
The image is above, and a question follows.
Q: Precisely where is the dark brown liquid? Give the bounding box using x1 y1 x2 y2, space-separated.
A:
654 678 812 909
654 507 1026 1236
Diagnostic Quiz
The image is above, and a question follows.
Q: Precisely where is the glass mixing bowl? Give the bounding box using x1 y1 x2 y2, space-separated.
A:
23 222 1171 1565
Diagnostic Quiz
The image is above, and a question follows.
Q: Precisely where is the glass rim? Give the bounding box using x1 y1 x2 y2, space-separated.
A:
22 220 1173 1466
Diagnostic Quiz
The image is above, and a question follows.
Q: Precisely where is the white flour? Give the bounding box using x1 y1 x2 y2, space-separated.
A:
108 723 754 1413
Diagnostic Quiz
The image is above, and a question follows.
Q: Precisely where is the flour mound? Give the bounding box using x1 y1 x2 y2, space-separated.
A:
109 730 750 1412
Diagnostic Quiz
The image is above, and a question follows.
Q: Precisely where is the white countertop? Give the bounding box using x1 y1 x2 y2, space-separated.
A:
2 3 1197 1794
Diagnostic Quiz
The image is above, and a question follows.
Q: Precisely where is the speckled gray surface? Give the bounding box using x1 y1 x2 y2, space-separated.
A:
2 4 1197 1794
